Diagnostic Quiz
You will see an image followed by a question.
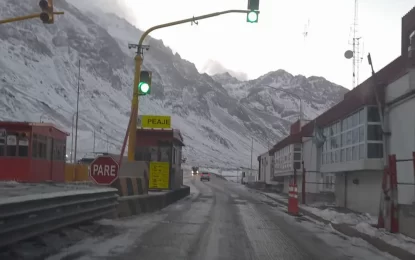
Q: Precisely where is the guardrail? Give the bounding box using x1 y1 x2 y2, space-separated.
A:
0 188 118 248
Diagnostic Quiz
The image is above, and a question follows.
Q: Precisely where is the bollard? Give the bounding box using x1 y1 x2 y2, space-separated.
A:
288 183 299 216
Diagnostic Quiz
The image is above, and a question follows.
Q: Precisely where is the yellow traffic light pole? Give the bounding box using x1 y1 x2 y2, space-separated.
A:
0 11 64 25
127 9 254 161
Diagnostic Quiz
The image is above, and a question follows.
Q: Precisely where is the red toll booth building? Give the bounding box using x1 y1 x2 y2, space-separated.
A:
0 122 68 182
135 128 185 190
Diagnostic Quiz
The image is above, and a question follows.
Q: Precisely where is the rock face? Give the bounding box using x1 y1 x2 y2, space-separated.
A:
0 0 348 168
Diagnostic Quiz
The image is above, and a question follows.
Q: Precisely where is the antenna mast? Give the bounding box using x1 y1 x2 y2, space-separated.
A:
302 19 310 76
351 0 363 88
303 19 310 43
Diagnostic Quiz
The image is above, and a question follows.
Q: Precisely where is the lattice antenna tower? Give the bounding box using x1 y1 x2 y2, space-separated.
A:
303 19 310 44
302 19 310 76
345 0 364 88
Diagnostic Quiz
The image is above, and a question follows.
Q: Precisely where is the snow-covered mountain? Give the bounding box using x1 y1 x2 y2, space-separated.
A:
0 0 348 168
201 59 249 81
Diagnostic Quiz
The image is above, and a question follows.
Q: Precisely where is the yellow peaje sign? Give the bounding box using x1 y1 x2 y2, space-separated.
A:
148 161 170 189
141 115 171 129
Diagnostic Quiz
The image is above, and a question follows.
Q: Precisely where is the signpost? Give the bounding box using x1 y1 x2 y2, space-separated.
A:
148 162 170 190
89 156 119 185
141 115 171 129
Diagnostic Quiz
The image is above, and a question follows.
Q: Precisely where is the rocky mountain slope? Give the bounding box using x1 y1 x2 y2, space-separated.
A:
0 0 348 168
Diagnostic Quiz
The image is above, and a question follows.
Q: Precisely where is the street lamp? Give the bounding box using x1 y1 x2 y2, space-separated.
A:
261 85 303 121
70 110 86 163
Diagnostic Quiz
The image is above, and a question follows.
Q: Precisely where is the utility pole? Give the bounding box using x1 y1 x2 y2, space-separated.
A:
70 114 74 163
250 137 254 169
93 129 96 153
73 59 81 164
106 134 109 153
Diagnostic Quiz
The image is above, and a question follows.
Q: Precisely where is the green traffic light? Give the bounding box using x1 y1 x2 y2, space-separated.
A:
247 11 258 23
139 82 150 94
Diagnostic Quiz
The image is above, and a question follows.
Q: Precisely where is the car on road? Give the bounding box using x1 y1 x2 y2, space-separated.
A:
191 166 199 176
200 172 210 181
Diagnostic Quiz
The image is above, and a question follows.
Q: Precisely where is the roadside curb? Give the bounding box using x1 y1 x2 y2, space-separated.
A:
253 189 415 260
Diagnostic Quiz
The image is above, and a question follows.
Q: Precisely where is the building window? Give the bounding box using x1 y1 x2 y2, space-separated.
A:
274 144 296 171
160 146 170 162
0 139 4 156
368 143 383 159
32 135 47 159
135 146 151 161
172 147 176 165
6 134 17 156
322 108 365 164
17 133 29 157
293 161 301 170
52 139 66 161
366 106 383 158
321 106 384 163
367 125 382 141
367 106 380 122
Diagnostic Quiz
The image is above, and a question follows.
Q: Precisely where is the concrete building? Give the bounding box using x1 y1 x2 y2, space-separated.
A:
259 7 415 226
258 151 270 183
268 119 335 203
383 8 415 238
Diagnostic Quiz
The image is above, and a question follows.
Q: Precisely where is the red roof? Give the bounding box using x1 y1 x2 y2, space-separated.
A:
136 127 185 146
0 121 69 136
267 7 414 154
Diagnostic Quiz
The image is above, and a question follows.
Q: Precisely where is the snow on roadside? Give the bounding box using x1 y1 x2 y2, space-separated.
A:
46 213 167 260
355 222 415 255
259 190 415 256
183 177 200 199
301 205 377 225
263 192 288 202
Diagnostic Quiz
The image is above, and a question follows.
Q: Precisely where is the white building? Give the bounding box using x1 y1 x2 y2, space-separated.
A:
257 6 415 237
241 168 258 183
258 151 271 183
266 119 335 203
383 21 415 237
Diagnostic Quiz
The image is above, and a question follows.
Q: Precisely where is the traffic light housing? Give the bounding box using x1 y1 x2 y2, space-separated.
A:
39 0 54 24
247 0 259 23
138 71 152 95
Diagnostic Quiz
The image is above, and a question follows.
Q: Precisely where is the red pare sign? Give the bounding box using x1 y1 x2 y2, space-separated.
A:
89 156 119 185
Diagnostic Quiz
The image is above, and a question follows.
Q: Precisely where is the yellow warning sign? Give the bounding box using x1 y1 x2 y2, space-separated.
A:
141 115 171 129
149 162 170 190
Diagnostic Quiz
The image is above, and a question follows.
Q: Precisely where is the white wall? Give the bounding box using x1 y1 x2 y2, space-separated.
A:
259 152 271 183
335 171 382 216
302 138 319 193
386 71 415 204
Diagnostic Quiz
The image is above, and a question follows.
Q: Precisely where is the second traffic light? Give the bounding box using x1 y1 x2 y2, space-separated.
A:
39 0 54 24
247 0 259 23
138 71 152 95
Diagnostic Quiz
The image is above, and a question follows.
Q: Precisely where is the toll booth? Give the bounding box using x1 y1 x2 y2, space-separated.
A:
135 127 185 190
0 122 68 182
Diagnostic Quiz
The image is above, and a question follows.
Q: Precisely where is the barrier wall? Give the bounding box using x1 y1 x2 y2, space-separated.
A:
64 164 89 182
111 177 147 196
117 185 190 217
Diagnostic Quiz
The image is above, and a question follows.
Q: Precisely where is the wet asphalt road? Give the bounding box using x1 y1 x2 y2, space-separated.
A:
111 175 360 260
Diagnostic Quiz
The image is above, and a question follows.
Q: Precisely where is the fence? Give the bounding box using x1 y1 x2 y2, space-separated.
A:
378 152 415 235
295 162 335 205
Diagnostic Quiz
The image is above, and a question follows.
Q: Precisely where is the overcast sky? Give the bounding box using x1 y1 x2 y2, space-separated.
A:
112 0 414 89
